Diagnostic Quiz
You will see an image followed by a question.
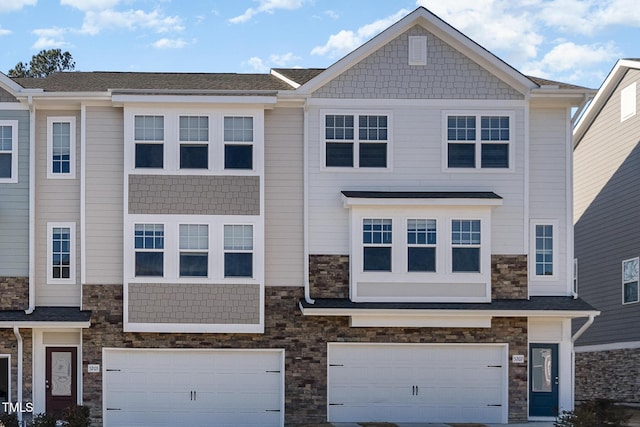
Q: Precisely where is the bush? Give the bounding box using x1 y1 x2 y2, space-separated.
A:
555 399 631 427
0 412 19 427
29 412 57 427
61 405 91 427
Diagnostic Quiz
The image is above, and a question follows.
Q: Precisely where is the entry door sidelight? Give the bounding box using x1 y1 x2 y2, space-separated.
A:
45 347 77 416
529 343 559 417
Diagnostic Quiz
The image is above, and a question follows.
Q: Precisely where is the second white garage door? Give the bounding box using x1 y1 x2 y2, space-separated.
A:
328 343 508 424
103 349 284 427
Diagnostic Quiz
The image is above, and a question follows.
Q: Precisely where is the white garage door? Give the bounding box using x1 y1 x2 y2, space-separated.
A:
328 343 507 424
103 349 284 427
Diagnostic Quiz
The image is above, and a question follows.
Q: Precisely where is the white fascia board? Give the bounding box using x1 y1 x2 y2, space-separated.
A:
0 322 91 328
0 73 25 93
111 94 277 105
574 59 640 145
342 196 503 208
297 8 535 96
270 70 300 89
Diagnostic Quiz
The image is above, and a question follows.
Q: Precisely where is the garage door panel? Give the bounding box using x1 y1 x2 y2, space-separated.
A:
328 344 507 424
104 349 283 427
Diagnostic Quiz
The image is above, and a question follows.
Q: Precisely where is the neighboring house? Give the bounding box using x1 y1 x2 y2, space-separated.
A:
0 7 598 426
573 59 640 405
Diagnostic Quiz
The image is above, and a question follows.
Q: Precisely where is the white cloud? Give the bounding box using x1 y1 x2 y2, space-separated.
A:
60 0 120 12
244 51 300 72
246 57 269 72
0 0 36 13
324 10 339 20
152 38 188 49
0 28 11 36
80 9 184 35
311 9 410 58
269 52 300 66
229 0 305 24
32 37 72 49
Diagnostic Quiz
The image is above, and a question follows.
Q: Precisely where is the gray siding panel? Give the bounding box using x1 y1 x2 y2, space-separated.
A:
574 69 640 346
0 110 29 276
128 175 260 215
85 106 124 285
313 26 523 100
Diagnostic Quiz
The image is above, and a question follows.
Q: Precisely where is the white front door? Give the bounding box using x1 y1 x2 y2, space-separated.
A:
103 349 284 427
328 343 508 424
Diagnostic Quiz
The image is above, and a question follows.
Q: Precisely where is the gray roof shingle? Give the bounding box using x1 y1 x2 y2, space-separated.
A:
0 306 91 323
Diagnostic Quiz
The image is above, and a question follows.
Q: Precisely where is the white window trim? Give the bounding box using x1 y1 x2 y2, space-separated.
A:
529 220 559 281
0 120 18 183
621 82 636 122
47 116 76 179
442 111 515 173
125 215 262 285
320 110 393 171
349 206 492 302
47 222 76 285
124 108 263 175
622 257 639 305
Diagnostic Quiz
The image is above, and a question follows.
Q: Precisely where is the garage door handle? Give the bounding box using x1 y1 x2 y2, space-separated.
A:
265 370 281 373
329 403 344 406
488 365 502 368
106 369 121 372
106 408 121 411
329 364 343 367
265 409 281 412
487 404 502 407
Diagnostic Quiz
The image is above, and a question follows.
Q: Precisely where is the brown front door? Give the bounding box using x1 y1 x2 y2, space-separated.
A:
45 347 77 415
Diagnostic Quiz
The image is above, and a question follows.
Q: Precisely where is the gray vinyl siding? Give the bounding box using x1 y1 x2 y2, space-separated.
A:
574 69 640 346
264 107 303 287
0 88 17 103
85 106 123 285
0 109 29 276
34 110 81 306
313 26 523 100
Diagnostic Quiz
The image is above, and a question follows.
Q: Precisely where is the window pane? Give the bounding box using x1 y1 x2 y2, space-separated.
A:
452 247 480 272
135 143 163 168
224 117 253 142
535 225 553 276
447 115 476 140
359 143 387 167
224 144 253 169
408 247 435 272
224 253 253 277
134 224 164 249
359 115 388 140
224 225 253 250
180 144 208 169
363 219 392 244
408 219 436 245
179 224 208 250
624 281 639 303
0 125 11 150
0 153 11 178
52 227 71 279
179 116 208 141
135 116 164 141
452 220 481 245
180 253 208 277
481 143 509 168
52 122 71 174
448 143 475 168
364 247 391 271
135 252 163 276
481 116 509 141
325 115 354 140
326 142 353 167
531 348 552 392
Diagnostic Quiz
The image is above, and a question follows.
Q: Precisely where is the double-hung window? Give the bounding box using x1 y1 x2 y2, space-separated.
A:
47 222 75 284
622 257 639 304
179 116 208 169
535 225 554 276
134 224 164 277
47 117 76 179
446 113 511 169
363 218 392 271
325 114 389 168
451 219 481 272
0 121 17 182
224 116 253 170
407 219 436 272
224 225 253 277
179 224 208 277
134 115 164 168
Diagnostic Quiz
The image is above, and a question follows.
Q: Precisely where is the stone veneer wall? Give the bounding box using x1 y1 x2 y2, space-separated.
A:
491 255 528 299
0 277 29 310
0 328 33 404
575 348 640 403
82 284 528 425
128 175 260 215
309 255 528 300
309 255 349 298
128 283 260 324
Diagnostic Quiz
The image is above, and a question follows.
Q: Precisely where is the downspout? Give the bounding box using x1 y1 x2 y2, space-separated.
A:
303 100 314 304
13 326 23 425
571 314 596 343
25 95 35 314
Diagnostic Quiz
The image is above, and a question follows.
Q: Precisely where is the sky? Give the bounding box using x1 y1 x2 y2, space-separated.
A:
0 0 638 90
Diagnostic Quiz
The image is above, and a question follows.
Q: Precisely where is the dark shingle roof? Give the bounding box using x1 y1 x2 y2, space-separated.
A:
13 71 294 93
271 68 325 86
342 191 502 200
300 296 598 313
527 76 593 90
0 306 91 322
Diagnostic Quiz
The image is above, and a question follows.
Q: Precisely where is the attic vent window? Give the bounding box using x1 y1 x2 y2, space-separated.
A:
409 36 427 66
621 82 636 122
